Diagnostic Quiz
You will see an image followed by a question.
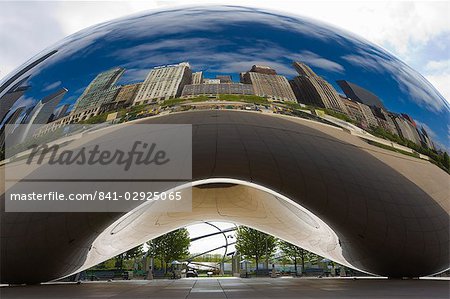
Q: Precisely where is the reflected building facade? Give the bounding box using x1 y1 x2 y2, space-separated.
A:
14 88 67 143
357 101 379 128
133 62 192 105
0 106 25 148
241 65 296 102
290 62 348 113
191 72 203 85
101 82 142 111
337 80 385 109
391 113 422 145
74 67 124 112
0 76 30 123
418 127 435 149
182 83 254 97
216 75 233 83
50 104 70 122
371 106 399 135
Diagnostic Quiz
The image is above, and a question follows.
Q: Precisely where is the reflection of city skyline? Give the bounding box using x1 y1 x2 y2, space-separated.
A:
1 60 437 155
0 6 447 153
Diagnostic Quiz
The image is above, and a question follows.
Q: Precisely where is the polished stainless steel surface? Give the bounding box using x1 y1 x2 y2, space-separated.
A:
0 6 448 283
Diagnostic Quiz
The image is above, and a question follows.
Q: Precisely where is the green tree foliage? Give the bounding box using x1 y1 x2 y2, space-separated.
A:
279 241 304 275
369 126 449 173
323 108 357 124
443 152 449 171
146 228 190 273
235 226 277 272
278 241 319 275
77 112 109 124
114 245 144 269
217 94 269 105
124 245 144 260
191 253 223 263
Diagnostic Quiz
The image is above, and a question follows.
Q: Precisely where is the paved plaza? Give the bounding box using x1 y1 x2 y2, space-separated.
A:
1 277 449 299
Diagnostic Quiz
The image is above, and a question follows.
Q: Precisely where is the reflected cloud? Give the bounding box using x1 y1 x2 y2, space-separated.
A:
0 5 448 155
42 80 62 92
294 51 345 73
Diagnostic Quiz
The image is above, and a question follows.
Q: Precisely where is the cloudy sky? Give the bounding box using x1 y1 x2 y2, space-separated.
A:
1 0 448 103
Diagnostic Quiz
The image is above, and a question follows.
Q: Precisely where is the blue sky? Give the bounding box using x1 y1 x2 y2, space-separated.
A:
0 3 448 151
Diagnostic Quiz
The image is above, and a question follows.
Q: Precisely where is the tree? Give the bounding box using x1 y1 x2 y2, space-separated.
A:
235 226 277 274
279 241 304 276
124 245 144 260
279 241 323 276
147 228 190 273
443 152 450 171
114 245 144 270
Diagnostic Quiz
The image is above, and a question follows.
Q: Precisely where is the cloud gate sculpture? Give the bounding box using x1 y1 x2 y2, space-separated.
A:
0 6 449 284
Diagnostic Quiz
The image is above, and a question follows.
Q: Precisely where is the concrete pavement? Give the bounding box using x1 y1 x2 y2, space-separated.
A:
1 277 449 299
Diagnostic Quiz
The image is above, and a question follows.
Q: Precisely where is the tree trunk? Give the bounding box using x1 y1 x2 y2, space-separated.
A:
301 249 305 276
163 258 167 274
255 256 259 277
294 256 298 276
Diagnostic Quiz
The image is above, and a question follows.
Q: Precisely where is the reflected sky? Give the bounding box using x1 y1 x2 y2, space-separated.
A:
1 6 448 148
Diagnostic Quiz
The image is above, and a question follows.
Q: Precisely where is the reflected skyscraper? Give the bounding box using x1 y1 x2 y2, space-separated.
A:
74 67 124 112
290 62 347 113
241 65 296 102
17 88 67 143
371 106 399 135
336 80 385 109
133 62 192 105
51 104 70 122
391 113 422 145
0 106 25 148
418 127 435 149
0 76 30 123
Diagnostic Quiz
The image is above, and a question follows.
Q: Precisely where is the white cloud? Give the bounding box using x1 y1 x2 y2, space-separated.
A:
422 59 450 103
425 72 450 103
343 50 449 113
425 59 450 73
42 81 62 92
293 51 344 73
0 2 65 78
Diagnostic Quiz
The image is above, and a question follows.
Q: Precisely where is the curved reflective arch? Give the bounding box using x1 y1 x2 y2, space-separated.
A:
1 109 449 283
75 179 356 276
0 6 449 284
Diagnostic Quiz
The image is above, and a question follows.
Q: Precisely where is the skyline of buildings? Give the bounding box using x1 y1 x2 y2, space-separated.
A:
0 60 440 153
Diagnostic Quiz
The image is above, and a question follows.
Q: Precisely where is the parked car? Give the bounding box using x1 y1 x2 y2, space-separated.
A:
186 270 198 278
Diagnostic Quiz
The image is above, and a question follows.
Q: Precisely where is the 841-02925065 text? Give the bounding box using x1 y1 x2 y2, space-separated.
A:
9 191 183 201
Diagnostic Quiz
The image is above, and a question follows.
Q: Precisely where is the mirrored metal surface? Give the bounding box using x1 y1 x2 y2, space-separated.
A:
0 6 448 283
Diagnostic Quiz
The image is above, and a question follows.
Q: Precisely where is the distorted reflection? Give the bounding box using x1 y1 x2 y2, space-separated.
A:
1 6 449 284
